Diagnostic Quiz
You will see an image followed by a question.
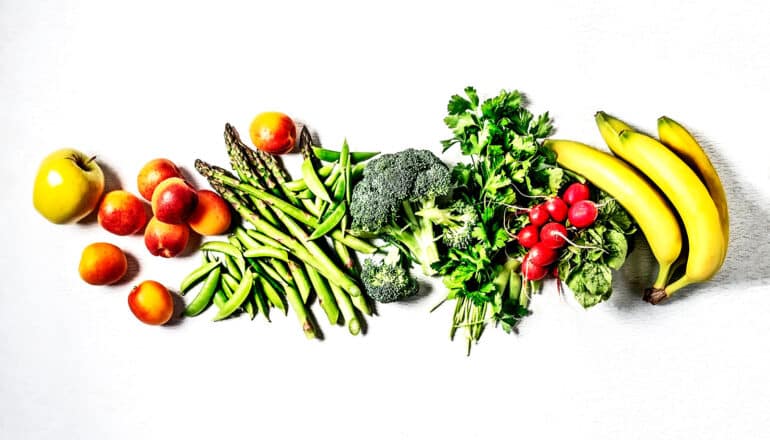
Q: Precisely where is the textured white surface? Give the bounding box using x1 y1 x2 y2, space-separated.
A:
2 1 770 439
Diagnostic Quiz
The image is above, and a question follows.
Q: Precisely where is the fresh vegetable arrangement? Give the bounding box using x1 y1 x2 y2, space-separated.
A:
32 90 729 352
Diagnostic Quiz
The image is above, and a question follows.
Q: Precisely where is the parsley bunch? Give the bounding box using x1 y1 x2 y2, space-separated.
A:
436 87 566 353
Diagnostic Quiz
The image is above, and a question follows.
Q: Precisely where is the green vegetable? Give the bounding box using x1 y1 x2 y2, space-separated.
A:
213 270 254 321
556 190 636 308
361 248 419 303
184 266 221 317
179 260 220 294
436 86 559 352
312 146 380 163
349 148 451 276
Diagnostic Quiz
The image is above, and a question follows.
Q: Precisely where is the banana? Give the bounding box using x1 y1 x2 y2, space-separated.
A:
545 139 682 290
657 116 729 264
595 113 725 303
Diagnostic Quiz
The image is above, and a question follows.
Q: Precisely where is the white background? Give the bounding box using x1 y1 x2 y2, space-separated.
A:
2 0 770 439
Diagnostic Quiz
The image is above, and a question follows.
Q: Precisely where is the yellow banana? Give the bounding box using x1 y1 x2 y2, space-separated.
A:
657 116 729 264
545 139 682 290
595 116 724 303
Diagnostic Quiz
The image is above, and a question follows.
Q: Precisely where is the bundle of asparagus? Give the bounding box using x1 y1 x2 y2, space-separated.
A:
181 123 378 337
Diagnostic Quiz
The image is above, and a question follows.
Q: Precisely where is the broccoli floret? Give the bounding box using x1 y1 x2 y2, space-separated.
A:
361 248 419 303
350 148 451 275
417 200 479 250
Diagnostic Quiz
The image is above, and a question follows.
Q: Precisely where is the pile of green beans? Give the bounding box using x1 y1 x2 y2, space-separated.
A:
180 123 380 338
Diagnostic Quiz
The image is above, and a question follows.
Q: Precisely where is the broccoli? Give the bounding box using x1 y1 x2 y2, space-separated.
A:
361 248 419 303
350 148 451 275
416 199 479 250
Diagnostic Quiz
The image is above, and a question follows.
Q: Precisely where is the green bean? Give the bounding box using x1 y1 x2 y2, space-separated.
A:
287 260 312 304
309 202 346 240
301 158 332 203
330 282 360 336
243 246 290 262
200 241 246 275
312 146 379 163
331 170 345 203
184 266 221 317
259 276 286 315
223 254 242 281
179 261 220 294
227 235 243 250
213 270 254 321
305 263 339 325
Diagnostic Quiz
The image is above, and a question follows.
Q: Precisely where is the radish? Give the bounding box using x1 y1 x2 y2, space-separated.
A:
563 182 590 206
544 197 568 222
521 254 548 281
540 222 568 248
527 242 558 266
568 200 598 228
517 224 540 249
528 204 549 227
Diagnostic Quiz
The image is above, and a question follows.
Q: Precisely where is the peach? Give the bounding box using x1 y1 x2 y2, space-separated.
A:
97 190 149 235
151 177 198 224
187 189 232 235
78 242 128 285
137 158 183 201
144 216 190 258
128 280 174 325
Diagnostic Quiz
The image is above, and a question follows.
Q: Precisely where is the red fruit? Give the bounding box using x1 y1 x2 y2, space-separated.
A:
151 177 198 224
528 242 559 266
517 225 540 249
540 222 568 249
528 204 549 227
544 197 568 222
521 254 548 281
563 182 591 206
249 112 297 155
568 200 599 228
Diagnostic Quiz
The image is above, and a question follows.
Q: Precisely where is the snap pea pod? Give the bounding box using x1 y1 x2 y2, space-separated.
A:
222 273 255 319
312 146 379 163
184 266 221 317
213 288 227 309
301 158 331 203
213 270 254 321
309 202 346 240
284 162 367 192
179 261 220 294
200 241 246 275
252 281 270 322
282 179 307 193
259 276 286 315
223 254 242 281
243 246 290 262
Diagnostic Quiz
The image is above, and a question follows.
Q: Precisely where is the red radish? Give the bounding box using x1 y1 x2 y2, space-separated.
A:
528 204 549 227
563 182 590 206
521 254 548 281
517 225 540 249
544 197 568 222
568 200 598 228
551 266 559 278
540 222 568 248
528 242 558 266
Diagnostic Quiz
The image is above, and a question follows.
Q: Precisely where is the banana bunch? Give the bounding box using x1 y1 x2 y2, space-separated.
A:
544 113 728 304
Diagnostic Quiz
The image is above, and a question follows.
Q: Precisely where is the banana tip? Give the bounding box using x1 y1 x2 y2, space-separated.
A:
643 287 668 305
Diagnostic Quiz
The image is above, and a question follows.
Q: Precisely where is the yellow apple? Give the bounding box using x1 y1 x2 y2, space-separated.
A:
33 148 105 224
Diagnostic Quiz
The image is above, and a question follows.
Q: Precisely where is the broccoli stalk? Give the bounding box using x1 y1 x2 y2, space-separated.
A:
350 148 451 276
416 200 479 250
